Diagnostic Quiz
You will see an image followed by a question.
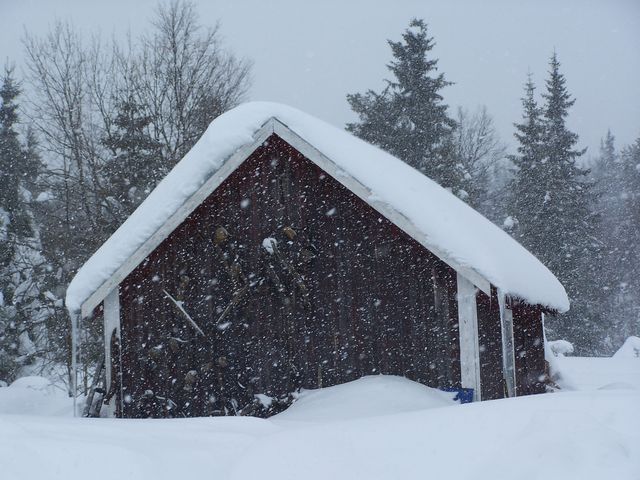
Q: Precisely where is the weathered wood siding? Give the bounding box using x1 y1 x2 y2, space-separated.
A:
476 287 506 400
115 134 463 418
476 291 546 399
512 303 546 396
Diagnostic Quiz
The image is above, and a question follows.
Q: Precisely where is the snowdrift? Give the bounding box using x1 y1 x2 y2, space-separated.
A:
0 376 72 417
614 336 640 358
1 371 639 480
273 375 456 422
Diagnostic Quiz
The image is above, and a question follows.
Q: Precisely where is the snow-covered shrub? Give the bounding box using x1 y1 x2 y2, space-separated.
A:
548 339 575 357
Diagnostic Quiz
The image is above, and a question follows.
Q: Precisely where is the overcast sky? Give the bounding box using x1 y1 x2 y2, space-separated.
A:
1 0 639 155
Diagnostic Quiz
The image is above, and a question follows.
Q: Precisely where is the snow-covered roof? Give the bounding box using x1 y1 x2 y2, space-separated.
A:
66 102 569 315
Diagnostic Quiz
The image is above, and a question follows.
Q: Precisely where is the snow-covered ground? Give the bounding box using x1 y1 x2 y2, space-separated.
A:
0 376 73 417
554 356 640 391
0 357 638 480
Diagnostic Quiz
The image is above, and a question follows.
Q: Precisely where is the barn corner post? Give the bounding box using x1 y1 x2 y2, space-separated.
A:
103 286 121 417
456 272 482 401
497 289 516 398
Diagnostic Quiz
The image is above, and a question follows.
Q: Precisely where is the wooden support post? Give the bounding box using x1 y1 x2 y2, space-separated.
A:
456 273 482 401
498 290 517 397
103 287 121 417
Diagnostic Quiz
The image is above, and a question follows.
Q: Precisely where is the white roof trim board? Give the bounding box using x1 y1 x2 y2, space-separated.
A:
66 102 570 317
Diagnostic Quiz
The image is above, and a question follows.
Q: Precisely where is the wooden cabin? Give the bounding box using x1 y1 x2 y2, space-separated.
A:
67 102 569 418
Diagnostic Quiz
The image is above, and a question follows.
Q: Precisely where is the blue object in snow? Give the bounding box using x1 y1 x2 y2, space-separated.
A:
441 387 474 404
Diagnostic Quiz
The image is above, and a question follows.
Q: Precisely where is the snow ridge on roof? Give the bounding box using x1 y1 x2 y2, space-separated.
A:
66 102 569 314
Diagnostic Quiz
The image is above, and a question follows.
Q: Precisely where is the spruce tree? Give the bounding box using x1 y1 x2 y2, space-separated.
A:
0 70 27 238
505 74 546 241
594 130 616 179
615 136 640 344
0 68 49 383
590 131 626 343
102 95 163 223
592 130 620 240
346 19 458 189
0 70 23 380
508 55 606 353
541 53 604 353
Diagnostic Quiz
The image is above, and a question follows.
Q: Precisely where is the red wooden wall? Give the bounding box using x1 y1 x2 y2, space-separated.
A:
476 287 506 400
115 134 466 417
512 303 546 396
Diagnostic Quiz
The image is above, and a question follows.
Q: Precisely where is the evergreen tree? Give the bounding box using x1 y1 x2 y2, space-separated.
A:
346 19 458 189
508 54 606 354
615 136 640 343
505 74 546 239
0 69 29 239
102 95 163 223
593 130 616 180
0 69 24 380
539 53 606 353
590 131 625 344
0 68 46 382
591 130 621 246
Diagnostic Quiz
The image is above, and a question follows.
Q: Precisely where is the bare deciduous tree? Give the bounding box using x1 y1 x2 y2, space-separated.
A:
452 105 507 211
19 1 252 391
132 0 252 166
24 22 110 281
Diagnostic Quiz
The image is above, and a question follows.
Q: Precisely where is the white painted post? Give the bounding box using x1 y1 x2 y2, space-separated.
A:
456 273 482 401
498 290 517 397
103 287 121 417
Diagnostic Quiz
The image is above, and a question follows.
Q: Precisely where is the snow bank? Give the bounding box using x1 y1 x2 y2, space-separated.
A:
1 376 638 480
274 375 456 422
553 356 640 391
0 376 72 416
66 102 569 313
230 391 639 480
614 336 640 358
549 337 640 391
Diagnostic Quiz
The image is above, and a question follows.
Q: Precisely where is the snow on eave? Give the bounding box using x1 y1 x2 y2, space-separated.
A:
66 101 570 316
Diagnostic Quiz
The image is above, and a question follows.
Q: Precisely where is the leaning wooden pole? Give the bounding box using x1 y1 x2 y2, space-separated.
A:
71 311 79 417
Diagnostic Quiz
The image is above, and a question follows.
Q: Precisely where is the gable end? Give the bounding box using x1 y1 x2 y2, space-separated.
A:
80 118 491 317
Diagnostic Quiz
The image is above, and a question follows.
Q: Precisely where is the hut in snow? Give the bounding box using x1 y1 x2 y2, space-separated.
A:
66 102 569 418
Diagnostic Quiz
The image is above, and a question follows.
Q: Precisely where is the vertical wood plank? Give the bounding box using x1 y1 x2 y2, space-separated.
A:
456 273 481 400
103 287 120 416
